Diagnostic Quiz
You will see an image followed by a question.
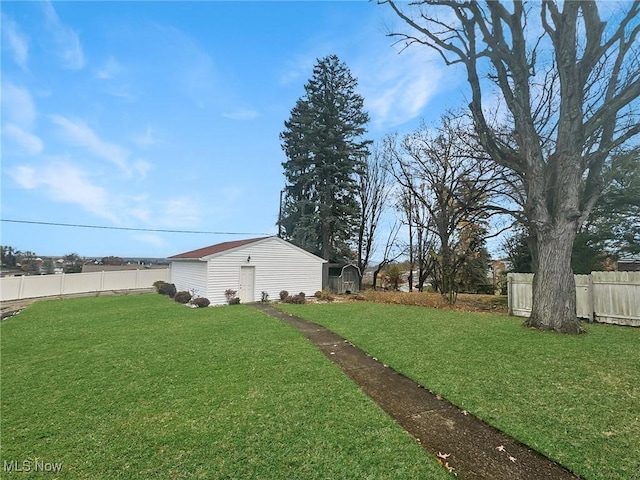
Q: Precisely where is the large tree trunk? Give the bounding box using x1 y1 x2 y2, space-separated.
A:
525 223 584 334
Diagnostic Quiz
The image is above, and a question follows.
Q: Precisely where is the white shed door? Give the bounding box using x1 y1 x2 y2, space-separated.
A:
239 266 255 303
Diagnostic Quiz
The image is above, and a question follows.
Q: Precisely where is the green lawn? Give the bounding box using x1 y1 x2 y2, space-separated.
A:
279 302 640 480
0 295 451 479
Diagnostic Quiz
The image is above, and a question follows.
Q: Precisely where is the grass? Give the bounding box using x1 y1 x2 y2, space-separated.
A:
0 295 452 479
351 290 509 314
279 302 640 480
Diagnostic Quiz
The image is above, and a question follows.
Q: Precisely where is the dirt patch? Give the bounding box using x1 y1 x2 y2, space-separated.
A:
254 303 580 480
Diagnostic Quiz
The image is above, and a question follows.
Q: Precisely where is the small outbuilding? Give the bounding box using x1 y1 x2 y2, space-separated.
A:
324 263 361 294
169 236 326 305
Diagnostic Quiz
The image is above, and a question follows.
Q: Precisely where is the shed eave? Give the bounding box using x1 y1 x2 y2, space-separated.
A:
200 236 327 263
169 257 207 262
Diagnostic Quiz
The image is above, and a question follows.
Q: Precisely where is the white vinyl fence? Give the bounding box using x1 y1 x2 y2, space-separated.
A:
0 269 170 302
507 271 640 327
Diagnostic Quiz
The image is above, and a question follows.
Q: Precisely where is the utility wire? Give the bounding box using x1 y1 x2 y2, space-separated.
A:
1 219 274 236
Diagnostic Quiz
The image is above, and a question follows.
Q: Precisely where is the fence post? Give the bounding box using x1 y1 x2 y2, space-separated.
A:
60 273 65 296
507 274 513 316
588 273 595 323
100 271 105 293
18 275 26 300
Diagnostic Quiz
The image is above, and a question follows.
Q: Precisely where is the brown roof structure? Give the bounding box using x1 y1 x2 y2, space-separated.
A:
169 237 270 259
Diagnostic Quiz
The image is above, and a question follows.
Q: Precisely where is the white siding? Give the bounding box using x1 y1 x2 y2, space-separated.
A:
207 237 324 305
170 261 208 298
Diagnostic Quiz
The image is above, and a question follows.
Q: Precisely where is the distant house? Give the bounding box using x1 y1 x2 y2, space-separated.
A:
617 254 640 272
81 264 167 273
168 236 326 305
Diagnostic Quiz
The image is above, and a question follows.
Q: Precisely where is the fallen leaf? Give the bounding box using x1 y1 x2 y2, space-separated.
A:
496 445 506 452
509 456 517 463
437 452 451 460
461 410 469 416
435 394 443 400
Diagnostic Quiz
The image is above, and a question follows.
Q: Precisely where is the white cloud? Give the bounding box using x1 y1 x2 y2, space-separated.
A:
133 233 167 248
41 0 85 70
2 81 38 128
160 197 201 227
132 159 153 178
152 23 218 108
95 56 122 80
3 124 43 155
9 161 119 223
1 14 29 69
1 82 44 154
357 45 448 129
279 53 319 86
49 114 132 174
222 109 260 121
132 126 157 148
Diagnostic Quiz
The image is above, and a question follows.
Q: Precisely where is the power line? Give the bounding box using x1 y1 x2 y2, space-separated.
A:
1 219 274 236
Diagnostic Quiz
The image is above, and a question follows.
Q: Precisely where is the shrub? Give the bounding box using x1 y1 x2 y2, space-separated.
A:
283 293 306 304
192 297 210 308
174 291 192 304
279 290 289 301
153 280 167 291
224 289 240 305
158 282 177 298
315 289 335 302
476 284 495 295
261 291 269 302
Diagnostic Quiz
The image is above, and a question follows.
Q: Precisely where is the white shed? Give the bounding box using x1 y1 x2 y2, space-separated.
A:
169 236 326 305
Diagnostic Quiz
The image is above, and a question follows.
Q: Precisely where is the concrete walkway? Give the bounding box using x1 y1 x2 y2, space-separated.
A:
253 303 581 480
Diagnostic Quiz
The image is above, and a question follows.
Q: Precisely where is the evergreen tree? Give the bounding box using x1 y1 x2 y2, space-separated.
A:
280 55 370 261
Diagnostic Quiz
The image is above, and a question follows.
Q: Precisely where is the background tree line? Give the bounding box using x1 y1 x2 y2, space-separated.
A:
280 0 639 334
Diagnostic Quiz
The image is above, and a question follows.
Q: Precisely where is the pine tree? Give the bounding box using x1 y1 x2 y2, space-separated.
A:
280 55 370 261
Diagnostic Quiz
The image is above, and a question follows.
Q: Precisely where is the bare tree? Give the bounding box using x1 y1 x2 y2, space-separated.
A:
386 114 505 303
371 221 404 290
357 144 391 286
383 0 640 332
397 174 438 292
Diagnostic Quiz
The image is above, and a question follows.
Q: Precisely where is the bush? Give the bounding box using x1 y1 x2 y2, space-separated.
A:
224 289 240 305
153 280 167 291
261 291 269 302
158 282 177 298
279 290 289 301
476 284 495 295
174 291 192 304
282 293 306 304
192 297 210 308
314 289 334 302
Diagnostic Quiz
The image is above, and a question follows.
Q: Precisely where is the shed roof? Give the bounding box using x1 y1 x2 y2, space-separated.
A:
169 237 269 259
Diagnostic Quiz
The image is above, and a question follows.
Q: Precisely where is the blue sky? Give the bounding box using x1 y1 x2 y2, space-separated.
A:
1 1 466 259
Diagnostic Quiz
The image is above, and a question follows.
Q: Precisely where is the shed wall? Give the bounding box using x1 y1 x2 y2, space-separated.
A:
170 261 208 298
207 238 324 305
